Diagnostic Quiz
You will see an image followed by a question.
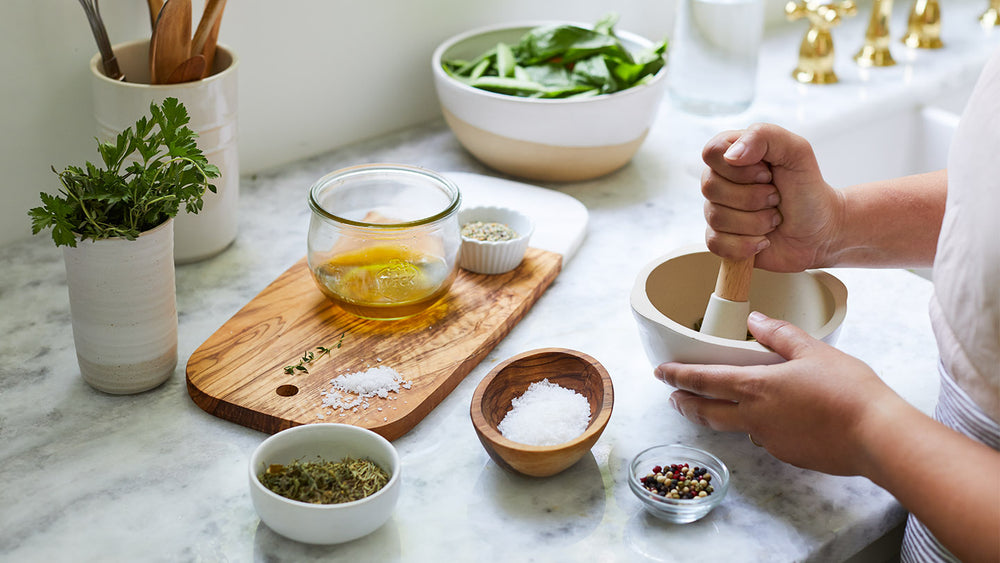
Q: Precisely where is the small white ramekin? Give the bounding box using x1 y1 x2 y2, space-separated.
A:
458 206 534 274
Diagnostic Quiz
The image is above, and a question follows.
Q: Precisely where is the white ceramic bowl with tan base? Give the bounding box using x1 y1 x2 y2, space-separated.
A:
630 246 848 366
432 22 667 182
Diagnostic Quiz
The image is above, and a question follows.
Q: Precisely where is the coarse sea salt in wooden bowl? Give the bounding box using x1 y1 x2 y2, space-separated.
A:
470 348 613 477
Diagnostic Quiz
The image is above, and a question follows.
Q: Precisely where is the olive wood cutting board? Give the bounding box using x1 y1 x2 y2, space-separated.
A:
186 247 562 440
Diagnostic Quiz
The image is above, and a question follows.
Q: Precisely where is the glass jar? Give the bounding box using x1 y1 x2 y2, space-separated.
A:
668 0 765 116
307 164 462 320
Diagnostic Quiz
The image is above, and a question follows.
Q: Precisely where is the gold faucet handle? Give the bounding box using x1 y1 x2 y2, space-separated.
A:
786 0 858 84
902 0 944 48
786 0 857 25
856 0 896 67
981 0 1000 27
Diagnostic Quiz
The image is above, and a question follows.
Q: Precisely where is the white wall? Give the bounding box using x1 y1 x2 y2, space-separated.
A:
1 0 798 247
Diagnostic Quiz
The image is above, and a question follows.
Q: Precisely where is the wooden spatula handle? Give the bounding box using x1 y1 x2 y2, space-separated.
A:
147 0 164 30
192 0 226 57
714 256 754 302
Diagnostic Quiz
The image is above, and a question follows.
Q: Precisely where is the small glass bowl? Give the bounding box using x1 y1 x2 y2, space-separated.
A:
627 444 730 524
307 164 461 320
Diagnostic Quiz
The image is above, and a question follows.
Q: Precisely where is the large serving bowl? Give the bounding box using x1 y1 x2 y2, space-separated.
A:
248 423 401 545
432 22 668 182
307 164 462 320
630 246 848 366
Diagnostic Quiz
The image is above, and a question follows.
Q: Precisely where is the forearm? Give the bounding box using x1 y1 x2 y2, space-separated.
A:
823 170 947 268
857 394 1000 562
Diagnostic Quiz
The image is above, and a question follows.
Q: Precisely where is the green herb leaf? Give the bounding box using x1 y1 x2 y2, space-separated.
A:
442 13 667 99
496 42 516 78
593 13 619 36
516 23 629 66
282 335 347 376
28 97 220 247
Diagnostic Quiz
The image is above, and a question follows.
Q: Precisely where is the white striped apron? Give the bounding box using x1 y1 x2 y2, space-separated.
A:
900 361 1000 562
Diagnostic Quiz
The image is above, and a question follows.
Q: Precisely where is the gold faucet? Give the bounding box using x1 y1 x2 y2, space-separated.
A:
855 0 896 66
981 0 1000 27
902 0 944 48
786 0 858 84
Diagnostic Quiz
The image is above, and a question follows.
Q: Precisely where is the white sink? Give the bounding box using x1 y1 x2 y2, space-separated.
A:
803 67 981 280
810 77 971 190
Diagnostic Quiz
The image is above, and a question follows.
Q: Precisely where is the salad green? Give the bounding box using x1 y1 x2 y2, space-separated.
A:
442 14 667 99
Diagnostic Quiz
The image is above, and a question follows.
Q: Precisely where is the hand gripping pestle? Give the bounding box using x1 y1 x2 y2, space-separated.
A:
700 256 754 340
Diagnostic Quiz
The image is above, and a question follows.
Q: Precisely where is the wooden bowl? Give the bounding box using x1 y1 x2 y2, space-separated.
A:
470 348 613 477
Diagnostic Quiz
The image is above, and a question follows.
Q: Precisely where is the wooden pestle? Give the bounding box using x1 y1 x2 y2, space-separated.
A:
700 256 754 340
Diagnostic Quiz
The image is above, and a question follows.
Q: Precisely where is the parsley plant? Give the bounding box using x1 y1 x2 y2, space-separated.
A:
28 97 220 247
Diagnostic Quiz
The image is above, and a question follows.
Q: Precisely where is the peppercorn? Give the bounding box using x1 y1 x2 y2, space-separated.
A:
639 462 716 500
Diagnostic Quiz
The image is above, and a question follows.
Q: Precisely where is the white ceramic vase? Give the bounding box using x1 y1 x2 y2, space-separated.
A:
89 39 240 264
63 220 178 394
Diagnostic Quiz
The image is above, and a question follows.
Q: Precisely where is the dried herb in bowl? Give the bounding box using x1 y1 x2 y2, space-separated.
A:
259 456 390 504
441 13 667 99
461 221 517 242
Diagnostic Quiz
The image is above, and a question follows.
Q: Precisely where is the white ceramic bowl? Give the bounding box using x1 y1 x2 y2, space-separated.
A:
248 423 401 544
630 245 848 366
432 21 668 182
458 206 534 274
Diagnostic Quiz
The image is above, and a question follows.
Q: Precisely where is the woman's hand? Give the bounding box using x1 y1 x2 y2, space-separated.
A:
654 311 903 476
701 123 845 272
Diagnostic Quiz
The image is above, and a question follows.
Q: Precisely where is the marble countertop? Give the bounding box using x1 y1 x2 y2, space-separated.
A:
3 3 997 561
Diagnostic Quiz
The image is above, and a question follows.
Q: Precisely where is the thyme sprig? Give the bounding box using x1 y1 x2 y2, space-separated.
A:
283 332 346 375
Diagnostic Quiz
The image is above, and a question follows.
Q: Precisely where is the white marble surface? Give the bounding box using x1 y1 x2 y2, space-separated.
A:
2 4 997 561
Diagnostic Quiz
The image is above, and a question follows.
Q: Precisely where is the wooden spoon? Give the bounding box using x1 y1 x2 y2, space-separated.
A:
149 0 191 85
164 54 206 84
192 0 227 78
146 0 164 30
699 256 754 340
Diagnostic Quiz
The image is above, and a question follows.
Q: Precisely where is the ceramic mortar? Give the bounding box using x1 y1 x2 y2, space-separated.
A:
630 245 848 366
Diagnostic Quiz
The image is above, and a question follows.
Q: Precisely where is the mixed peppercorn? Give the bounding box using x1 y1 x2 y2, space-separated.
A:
640 463 715 499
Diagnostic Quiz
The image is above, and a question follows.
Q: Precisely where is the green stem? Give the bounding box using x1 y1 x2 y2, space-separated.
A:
58 171 103 238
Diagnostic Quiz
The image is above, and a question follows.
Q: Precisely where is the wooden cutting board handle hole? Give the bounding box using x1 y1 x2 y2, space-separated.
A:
276 384 299 397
